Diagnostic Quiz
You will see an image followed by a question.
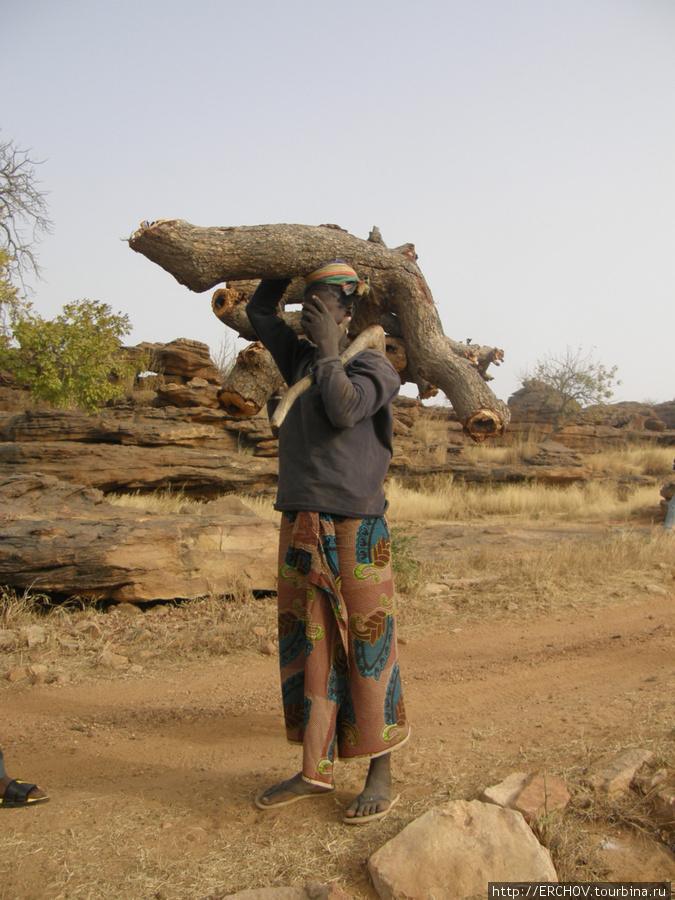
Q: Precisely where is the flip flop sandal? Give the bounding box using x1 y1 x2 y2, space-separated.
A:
255 784 334 810
0 779 50 808
343 793 400 825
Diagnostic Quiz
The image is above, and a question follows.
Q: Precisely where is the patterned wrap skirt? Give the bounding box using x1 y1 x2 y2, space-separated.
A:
277 511 410 787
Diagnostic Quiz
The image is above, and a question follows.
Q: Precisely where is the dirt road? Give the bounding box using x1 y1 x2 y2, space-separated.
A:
1 523 673 899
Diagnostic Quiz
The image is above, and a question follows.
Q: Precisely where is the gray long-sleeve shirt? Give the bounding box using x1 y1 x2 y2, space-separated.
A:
246 279 400 518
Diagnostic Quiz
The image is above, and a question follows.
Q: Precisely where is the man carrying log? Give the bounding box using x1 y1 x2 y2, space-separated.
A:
247 261 410 824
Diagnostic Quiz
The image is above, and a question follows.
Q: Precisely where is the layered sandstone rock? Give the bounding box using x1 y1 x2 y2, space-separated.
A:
0 474 278 600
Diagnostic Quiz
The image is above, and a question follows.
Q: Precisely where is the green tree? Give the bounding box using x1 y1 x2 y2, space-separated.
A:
2 299 143 411
1 136 147 411
520 346 620 431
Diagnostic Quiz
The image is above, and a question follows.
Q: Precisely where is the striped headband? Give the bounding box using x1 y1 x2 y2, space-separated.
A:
304 260 370 297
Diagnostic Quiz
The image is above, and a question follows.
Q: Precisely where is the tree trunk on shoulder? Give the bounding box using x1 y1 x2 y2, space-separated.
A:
129 219 510 440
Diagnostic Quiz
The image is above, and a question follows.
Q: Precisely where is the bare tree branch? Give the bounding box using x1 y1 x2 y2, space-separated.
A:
0 135 53 284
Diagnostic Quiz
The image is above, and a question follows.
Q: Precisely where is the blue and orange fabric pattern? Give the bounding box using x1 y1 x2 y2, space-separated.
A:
277 511 410 787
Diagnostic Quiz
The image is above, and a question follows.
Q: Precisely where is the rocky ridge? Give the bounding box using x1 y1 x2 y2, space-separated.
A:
1 339 673 602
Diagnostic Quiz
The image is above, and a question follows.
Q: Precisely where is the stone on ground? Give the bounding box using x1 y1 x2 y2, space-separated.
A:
512 774 571 823
594 832 675 881
583 749 654 796
368 799 557 900
481 771 570 822
480 772 530 808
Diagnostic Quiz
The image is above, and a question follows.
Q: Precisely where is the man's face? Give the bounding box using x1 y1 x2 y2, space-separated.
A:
303 284 352 325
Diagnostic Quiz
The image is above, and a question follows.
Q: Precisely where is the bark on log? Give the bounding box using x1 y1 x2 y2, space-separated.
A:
129 220 510 440
212 286 304 341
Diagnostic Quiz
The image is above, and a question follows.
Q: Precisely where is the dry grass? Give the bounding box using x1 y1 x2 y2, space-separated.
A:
586 446 675 477
386 477 660 523
461 437 544 466
106 490 281 522
0 586 46 629
531 742 675 882
109 479 661 525
0 582 278 681
106 490 202 514
394 529 675 637
238 493 280 522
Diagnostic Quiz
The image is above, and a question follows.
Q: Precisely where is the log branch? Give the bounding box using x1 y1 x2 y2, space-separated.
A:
271 326 387 429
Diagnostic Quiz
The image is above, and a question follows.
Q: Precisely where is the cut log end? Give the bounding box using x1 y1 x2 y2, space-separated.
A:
463 408 506 443
128 219 176 247
212 287 244 321
217 390 261 418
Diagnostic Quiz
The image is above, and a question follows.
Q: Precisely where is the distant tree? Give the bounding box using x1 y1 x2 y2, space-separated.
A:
213 331 238 381
0 136 52 283
519 346 620 431
0 139 148 411
1 299 145 411
0 249 23 342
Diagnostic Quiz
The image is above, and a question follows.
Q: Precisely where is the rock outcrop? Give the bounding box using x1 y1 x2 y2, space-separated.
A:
0 474 279 600
1 338 672 500
0 408 278 499
508 384 675 449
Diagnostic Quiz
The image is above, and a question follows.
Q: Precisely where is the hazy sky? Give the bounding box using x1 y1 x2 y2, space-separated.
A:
2 0 673 404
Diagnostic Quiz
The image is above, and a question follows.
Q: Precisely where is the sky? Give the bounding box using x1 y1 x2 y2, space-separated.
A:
1 0 673 405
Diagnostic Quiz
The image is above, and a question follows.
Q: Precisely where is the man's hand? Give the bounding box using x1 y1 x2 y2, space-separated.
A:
301 295 350 359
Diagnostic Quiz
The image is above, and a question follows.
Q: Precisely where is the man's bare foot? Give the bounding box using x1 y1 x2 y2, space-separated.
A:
344 754 396 822
255 772 333 809
0 774 48 805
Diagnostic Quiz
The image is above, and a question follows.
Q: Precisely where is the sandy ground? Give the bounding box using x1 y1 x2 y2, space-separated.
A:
1 521 674 900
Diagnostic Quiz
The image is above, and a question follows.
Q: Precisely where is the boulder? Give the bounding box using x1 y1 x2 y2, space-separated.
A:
0 630 17 649
508 381 571 425
0 440 277 499
0 407 240 449
0 407 280 499
594 833 675 881
155 378 221 409
650 780 675 826
481 772 530 808
149 338 221 384
368 800 557 900
482 771 570 824
511 774 570 823
655 400 675 429
523 442 586 467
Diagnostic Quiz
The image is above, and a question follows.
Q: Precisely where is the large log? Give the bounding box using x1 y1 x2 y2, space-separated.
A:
129 220 510 440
